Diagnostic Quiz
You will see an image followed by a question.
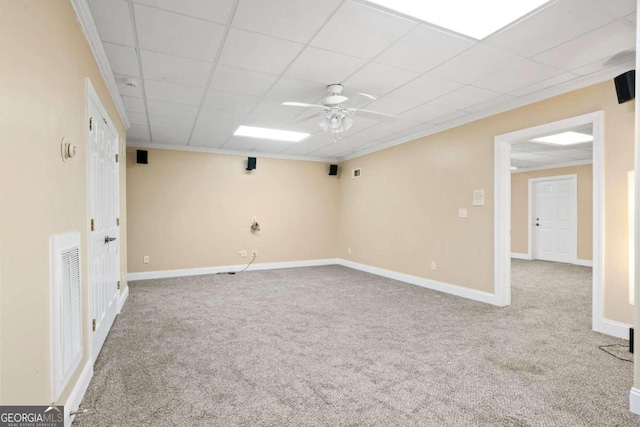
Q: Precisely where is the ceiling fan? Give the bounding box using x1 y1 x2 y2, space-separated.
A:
282 84 395 142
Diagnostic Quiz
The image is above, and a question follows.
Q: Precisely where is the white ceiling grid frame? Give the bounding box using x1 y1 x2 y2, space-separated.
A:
126 0 152 142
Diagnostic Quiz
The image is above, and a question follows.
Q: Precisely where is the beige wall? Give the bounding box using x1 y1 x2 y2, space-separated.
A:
0 1 128 404
339 81 634 324
511 164 593 261
126 148 339 272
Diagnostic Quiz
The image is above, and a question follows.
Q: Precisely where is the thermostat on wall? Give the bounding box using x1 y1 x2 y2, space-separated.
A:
473 190 485 206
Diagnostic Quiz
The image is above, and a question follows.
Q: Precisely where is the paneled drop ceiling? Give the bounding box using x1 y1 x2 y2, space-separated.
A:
511 124 593 170
87 0 636 161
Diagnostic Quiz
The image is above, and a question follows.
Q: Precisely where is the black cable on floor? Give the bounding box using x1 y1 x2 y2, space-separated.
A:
599 344 633 363
217 254 257 275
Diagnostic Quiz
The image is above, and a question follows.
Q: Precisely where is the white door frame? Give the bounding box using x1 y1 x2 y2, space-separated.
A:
493 111 604 334
86 78 121 361
528 174 578 263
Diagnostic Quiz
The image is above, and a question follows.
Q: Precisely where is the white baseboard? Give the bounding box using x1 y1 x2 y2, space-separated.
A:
127 258 341 281
511 253 531 260
575 259 593 267
117 286 129 313
630 388 640 415
65 360 93 427
593 318 632 340
337 259 499 306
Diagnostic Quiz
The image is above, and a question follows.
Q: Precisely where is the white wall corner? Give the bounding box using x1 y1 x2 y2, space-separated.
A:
511 253 532 260
337 259 500 306
69 0 130 129
630 388 640 415
64 360 93 427
117 286 129 314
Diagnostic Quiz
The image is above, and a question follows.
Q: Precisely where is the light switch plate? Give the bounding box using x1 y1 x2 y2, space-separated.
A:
473 190 485 206
459 209 467 218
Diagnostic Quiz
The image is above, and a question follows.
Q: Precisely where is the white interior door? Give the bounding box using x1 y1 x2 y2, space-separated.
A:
532 176 577 263
88 94 120 361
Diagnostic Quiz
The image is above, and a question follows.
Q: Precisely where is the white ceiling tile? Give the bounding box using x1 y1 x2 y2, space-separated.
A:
376 25 475 73
232 0 342 43
219 29 304 75
151 126 191 145
429 86 501 111
103 43 140 76
533 21 635 71
242 114 322 134
193 108 247 136
429 110 470 126
189 131 231 148
281 134 335 156
572 58 635 77
128 112 148 126
251 140 298 154
122 96 146 113
343 63 419 97
397 123 436 136
509 73 577 97
582 0 636 18
472 60 564 94
127 125 151 142
311 1 416 60
285 47 367 85
253 99 307 119
113 74 143 98
375 119 421 134
511 159 544 168
510 152 569 164
148 115 194 129
428 44 522 84
307 143 344 158
535 148 592 160
484 1 615 57
625 12 637 24
398 104 457 123
144 79 204 105
203 91 261 113
140 50 213 87
146 99 199 120
221 136 261 151
266 77 326 103
134 0 235 24
463 94 516 114
210 65 279 97
363 97 421 115
88 0 135 46
388 75 463 103
134 4 225 61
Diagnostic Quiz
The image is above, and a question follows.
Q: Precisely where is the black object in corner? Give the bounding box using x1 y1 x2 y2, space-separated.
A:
614 70 635 104
329 164 338 176
246 157 257 171
631 327 634 354
136 149 148 164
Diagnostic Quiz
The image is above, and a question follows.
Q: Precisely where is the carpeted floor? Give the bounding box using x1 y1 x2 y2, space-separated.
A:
75 260 638 426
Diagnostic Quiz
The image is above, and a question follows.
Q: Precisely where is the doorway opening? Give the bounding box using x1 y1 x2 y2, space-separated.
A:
494 111 609 335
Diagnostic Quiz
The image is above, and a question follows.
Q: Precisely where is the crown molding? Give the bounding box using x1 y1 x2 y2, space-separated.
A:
338 61 634 162
511 159 593 174
69 0 131 129
127 142 338 163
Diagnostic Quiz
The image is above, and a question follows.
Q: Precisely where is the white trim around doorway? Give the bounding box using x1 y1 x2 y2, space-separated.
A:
494 111 608 336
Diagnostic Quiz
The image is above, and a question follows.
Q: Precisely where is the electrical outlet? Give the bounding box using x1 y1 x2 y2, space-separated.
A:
143 256 149 264
459 208 467 218
431 261 436 271
238 250 247 257
252 250 258 257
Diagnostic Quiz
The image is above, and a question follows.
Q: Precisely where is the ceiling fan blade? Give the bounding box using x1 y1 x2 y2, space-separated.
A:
290 113 321 125
357 92 377 101
349 108 396 122
282 102 326 108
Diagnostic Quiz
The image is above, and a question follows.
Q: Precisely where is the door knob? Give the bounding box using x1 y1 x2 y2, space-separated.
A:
104 236 117 244
536 223 540 227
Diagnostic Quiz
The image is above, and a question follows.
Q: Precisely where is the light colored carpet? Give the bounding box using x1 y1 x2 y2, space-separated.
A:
75 261 638 426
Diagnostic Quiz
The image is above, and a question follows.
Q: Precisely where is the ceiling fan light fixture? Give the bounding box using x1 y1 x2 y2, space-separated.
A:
363 0 552 39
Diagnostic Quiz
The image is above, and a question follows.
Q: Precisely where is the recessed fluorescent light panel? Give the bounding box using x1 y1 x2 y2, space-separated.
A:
234 126 310 142
531 131 593 146
363 0 552 39
510 166 518 171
